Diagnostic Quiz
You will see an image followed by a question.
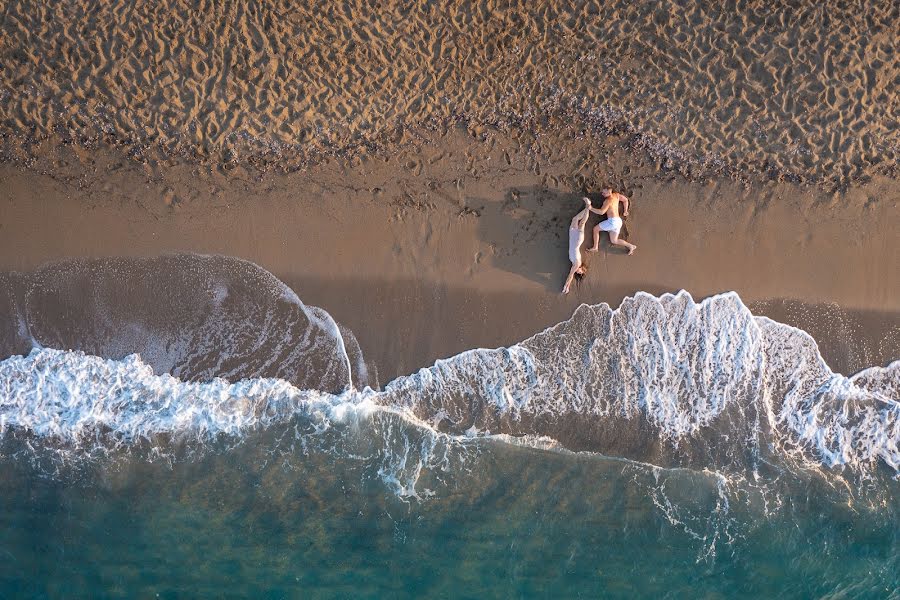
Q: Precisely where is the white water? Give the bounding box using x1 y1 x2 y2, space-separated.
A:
0 291 897 483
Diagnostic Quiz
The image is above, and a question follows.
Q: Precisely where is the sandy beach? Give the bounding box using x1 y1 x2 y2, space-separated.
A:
2 1 898 186
1 1 899 596
1 128 897 380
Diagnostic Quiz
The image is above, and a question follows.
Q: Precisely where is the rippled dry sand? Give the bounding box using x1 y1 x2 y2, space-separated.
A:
1 0 897 185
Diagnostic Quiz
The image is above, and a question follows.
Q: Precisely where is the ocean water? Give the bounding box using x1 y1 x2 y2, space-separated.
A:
0 256 897 598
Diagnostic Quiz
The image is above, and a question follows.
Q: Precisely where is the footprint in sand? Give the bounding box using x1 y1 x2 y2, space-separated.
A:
468 250 484 277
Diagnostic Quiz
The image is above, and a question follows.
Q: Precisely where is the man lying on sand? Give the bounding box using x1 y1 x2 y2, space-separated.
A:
562 197 592 295
588 188 637 255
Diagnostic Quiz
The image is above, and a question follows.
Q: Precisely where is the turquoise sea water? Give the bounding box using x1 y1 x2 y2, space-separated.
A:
1 431 897 598
0 256 897 598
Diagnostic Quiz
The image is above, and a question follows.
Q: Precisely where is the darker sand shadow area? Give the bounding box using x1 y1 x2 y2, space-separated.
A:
475 187 638 292
748 298 900 374
284 275 899 384
1 257 895 389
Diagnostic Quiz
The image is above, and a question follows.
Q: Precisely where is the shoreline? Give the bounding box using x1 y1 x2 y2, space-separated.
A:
285 274 899 383
1 134 897 381
1 1 898 595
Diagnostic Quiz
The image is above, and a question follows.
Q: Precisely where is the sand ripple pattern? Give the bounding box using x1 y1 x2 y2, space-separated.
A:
1 0 897 183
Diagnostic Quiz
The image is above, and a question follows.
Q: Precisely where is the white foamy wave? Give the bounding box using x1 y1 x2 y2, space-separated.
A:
0 347 465 496
388 292 765 438
385 292 899 474
0 348 340 442
0 291 897 481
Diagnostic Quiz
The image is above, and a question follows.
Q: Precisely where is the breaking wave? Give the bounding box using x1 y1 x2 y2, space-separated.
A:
0 267 896 496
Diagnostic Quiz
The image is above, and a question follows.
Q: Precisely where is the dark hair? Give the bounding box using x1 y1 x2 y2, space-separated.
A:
574 260 588 283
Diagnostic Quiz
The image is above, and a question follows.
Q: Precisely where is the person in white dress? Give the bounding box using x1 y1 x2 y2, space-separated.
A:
562 197 593 294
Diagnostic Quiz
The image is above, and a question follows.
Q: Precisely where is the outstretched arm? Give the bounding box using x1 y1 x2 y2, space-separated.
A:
562 264 579 294
590 197 612 215
621 194 630 217
571 197 592 229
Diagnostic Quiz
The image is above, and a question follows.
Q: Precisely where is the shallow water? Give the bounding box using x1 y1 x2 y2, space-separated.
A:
0 255 897 597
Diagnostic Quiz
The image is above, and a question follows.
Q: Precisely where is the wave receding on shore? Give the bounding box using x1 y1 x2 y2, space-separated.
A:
1 282 896 499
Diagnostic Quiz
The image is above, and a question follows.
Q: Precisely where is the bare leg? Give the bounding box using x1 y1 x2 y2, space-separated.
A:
588 225 601 252
609 231 636 255
570 197 592 230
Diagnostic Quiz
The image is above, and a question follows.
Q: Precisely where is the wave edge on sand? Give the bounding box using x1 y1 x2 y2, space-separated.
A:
0 290 896 495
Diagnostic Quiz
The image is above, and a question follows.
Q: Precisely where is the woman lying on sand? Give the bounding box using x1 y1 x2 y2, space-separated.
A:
562 197 592 295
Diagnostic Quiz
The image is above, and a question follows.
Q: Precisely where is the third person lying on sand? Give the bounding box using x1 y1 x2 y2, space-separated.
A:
588 188 637 255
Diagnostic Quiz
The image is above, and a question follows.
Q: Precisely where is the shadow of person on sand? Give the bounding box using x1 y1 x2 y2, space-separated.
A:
474 186 635 292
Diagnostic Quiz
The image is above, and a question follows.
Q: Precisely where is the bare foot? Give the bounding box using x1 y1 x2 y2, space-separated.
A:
627 245 637 255
587 246 599 253
583 197 591 207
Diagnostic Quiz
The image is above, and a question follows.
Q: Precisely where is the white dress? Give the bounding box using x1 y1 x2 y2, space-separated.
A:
569 227 584 265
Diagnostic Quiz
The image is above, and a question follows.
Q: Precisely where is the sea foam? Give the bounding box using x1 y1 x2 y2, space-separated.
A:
0 291 897 483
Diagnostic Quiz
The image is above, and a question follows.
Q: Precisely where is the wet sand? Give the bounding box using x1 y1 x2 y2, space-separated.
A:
1 131 897 380
1 0 898 381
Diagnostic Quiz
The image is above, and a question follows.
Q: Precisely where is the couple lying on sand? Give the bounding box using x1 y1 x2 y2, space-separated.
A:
563 188 637 294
